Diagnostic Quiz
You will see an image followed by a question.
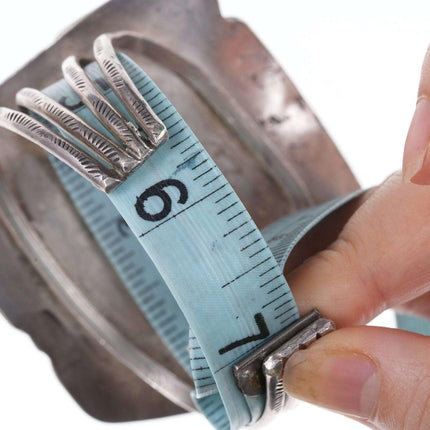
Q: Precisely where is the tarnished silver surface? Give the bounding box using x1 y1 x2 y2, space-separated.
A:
0 166 195 413
0 0 359 422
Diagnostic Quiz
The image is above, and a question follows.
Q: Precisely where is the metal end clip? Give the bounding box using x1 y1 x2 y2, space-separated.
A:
0 33 168 193
233 310 335 422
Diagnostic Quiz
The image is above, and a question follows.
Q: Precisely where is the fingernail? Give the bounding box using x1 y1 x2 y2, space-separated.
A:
283 349 379 419
403 98 430 185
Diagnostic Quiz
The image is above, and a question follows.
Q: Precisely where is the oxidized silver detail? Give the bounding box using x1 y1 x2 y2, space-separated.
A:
0 33 169 193
0 108 122 193
62 55 150 160
16 88 139 174
233 309 335 422
94 34 168 148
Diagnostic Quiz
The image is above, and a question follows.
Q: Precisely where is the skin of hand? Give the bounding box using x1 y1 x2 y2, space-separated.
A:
282 46 430 430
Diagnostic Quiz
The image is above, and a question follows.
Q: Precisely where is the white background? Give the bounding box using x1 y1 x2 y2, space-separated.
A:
0 1 428 429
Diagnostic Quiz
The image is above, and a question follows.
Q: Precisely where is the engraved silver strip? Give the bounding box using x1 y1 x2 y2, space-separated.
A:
233 310 335 422
62 55 150 161
16 88 139 174
94 34 168 148
0 33 170 193
0 108 122 192
262 317 335 420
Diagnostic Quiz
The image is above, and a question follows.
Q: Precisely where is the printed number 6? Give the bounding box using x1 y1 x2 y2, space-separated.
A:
135 179 188 222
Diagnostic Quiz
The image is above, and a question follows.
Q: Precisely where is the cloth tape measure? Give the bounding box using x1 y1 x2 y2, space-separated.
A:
0 34 365 429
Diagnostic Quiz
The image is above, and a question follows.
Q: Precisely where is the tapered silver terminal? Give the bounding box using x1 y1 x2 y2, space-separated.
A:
0 33 168 193
94 34 168 148
233 309 335 422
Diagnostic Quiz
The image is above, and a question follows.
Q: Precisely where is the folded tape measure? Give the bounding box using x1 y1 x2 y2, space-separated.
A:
0 33 367 429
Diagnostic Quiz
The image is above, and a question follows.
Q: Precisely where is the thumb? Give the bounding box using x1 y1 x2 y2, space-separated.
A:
283 326 430 430
403 44 430 184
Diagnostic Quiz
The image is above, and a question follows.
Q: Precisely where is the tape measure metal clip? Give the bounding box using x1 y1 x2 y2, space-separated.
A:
234 309 335 420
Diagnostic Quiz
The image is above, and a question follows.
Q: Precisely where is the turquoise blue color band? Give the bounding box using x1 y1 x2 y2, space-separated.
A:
42 53 364 429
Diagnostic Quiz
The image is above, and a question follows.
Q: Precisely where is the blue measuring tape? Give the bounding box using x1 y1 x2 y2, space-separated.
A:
2 41 364 429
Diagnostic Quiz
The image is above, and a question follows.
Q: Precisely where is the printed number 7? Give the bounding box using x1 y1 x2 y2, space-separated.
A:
218 313 269 355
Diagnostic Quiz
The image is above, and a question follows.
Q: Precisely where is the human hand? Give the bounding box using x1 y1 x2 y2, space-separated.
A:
282 46 430 430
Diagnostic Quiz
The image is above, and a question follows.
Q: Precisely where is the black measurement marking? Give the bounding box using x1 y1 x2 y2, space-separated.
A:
259 265 277 277
212 414 229 427
75 187 90 201
135 179 188 222
170 134 190 149
227 210 245 222
126 267 145 282
167 118 182 130
152 99 167 111
249 245 268 258
267 283 284 295
204 401 224 416
197 382 217 390
259 274 282 288
193 166 214 180
196 378 215 384
139 80 152 91
139 183 227 237
239 228 256 240
262 292 287 309
130 277 148 291
218 313 269 355
117 217 130 236
111 246 125 258
203 174 222 187
79 197 94 208
160 111 175 122
192 366 210 372
116 250 134 265
217 201 238 215
215 192 232 204
240 238 261 251
158 314 177 328
147 92 162 103
274 298 294 311
223 221 249 238
145 298 165 315
176 151 202 169
180 142 197 154
100 229 115 243
85 203 104 218
274 304 296 320
169 127 185 140
142 86 155 98
221 257 271 288
191 158 208 170
162 325 178 338
91 214 105 226
106 236 120 249
121 262 135 274
68 175 82 188
190 356 206 361
280 314 296 326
